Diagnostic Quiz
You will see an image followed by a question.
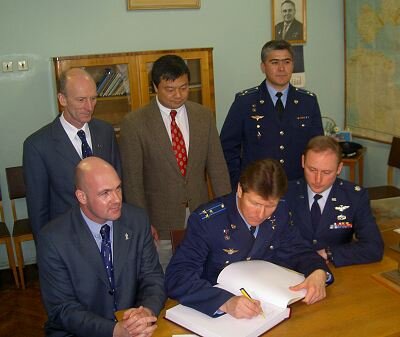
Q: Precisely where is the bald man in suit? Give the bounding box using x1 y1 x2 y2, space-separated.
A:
120 55 231 269
23 68 121 239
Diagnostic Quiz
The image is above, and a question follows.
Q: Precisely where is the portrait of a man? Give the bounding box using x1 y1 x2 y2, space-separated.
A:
274 0 305 43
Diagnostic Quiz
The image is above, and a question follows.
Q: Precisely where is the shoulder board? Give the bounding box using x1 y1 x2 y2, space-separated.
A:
197 201 226 220
337 178 363 192
295 87 316 97
236 86 259 97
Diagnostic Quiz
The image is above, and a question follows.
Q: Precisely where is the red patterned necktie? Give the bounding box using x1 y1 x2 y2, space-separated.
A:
170 110 187 176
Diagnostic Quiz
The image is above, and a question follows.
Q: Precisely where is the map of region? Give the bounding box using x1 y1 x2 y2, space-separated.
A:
345 0 400 142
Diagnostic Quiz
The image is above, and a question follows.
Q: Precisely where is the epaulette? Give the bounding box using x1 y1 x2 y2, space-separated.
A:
295 87 316 97
197 201 226 220
338 178 363 192
236 86 260 97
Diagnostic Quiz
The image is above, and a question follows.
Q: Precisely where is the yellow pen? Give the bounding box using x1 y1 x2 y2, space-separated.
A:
240 287 266 319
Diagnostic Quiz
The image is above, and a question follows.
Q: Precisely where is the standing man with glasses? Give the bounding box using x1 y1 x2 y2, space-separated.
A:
23 68 121 239
119 55 231 270
220 40 323 189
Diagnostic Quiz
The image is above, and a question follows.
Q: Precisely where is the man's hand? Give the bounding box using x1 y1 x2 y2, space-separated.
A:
151 225 159 243
290 269 327 305
114 306 157 337
219 296 262 319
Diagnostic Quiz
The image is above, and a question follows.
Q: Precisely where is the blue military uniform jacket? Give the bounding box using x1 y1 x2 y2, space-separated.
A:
285 178 384 267
165 192 331 317
220 81 323 188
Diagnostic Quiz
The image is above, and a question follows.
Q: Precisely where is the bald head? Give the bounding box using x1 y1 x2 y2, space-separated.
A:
59 68 95 95
75 157 122 224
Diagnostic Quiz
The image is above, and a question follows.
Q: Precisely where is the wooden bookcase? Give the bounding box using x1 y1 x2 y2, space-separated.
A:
52 48 215 131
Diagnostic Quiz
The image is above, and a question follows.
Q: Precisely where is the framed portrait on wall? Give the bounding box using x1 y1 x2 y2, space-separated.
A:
272 0 306 44
128 0 200 10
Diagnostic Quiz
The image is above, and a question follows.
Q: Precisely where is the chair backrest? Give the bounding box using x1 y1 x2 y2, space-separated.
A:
5 166 26 222
0 185 5 222
387 137 400 185
170 229 186 254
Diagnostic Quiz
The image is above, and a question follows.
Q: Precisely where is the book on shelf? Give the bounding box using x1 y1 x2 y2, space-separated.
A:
96 68 113 95
165 260 306 337
104 72 123 96
99 72 117 97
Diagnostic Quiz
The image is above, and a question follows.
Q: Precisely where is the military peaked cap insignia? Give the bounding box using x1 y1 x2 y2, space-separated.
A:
199 202 226 220
295 87 315 96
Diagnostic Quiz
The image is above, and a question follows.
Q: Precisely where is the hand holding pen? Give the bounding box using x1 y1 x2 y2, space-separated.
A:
240 287 266 319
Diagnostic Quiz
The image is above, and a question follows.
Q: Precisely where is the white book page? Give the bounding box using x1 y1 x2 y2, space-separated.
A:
216 260 306 308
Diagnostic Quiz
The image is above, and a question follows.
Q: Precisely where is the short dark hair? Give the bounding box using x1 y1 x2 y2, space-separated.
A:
304 136 343 164
281 0 296 9
151 54 190 88
261 40 294 62
239 159 288 200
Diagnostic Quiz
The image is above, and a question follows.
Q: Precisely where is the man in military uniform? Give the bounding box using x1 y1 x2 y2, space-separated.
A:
285 136 384 267
220 40 323 189
165 159 332 318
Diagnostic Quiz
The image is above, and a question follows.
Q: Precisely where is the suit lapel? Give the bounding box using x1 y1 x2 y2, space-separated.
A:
51 118 81 165
89 121 103 157
72 208 110 288
112 218 134 284
185 103 201 177
146 100 183 177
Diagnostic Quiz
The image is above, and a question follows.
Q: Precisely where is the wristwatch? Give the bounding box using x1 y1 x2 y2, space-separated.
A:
325 271 333 285
325 247 333 262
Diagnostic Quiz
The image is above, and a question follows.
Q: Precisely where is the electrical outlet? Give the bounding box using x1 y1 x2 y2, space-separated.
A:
18 60 28 71
2 61 13 72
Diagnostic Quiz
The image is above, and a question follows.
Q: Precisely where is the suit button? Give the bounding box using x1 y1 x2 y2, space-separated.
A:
280 131 284 135
246 257 251 261
279 159 284 164
225 260 230 264
269 245 274 250
312 239 318 244
280 145 284 150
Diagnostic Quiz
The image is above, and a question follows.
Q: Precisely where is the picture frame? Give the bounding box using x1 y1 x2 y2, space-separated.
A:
128 0 200 10
272 0 306 44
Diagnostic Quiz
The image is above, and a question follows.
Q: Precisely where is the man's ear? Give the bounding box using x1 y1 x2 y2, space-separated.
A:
75 189 87 204
301 154 305 168
152 82 158 93
337 162 344 176
237 184 243 198
58 93 67 108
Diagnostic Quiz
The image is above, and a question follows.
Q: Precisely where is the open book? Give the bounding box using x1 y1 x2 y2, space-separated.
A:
165 260 306 337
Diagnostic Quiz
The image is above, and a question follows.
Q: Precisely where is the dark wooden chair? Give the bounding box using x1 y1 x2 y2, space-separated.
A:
367 137 400 200
0 186 19 288
170 229 186 254
6 166 34 289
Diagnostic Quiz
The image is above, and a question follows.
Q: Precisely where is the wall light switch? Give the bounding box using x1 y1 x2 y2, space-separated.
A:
18 60 28 71
2 61 13 72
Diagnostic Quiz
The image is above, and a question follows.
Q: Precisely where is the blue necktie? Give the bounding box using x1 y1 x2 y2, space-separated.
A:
311 194 323 231
100 224 116 310
249 226 256 240
77 130 93 158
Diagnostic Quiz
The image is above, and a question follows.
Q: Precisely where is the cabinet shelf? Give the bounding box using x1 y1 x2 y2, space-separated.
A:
53 48 215 130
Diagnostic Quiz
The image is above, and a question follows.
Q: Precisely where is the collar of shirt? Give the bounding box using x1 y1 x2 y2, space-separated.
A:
59 113 92 158
235 194 260 237
80 209 114 253
306 185 333 213
265 82 289 107
156 96 190 153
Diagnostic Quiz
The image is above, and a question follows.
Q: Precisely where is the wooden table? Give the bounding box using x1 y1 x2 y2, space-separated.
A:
154 246 400 337
342 147 366 185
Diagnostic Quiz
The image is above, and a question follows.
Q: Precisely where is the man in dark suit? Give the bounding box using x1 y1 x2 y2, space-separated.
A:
120 55 231 269
37 157 166 337
166 159 332 318
275 0 304 41
23 68 121 239
220 40 323 189
285 136 384 267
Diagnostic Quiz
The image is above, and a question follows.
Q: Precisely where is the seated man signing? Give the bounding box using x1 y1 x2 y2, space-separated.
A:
285 135 384 266
37 157 166 337
165 159 333 318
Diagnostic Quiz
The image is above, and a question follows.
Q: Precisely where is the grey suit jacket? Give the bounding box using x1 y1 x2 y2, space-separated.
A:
37 203 166 337
119 99 231 239
23 116 121 238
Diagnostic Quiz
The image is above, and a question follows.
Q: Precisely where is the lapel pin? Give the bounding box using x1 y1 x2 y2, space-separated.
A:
125 233 129 240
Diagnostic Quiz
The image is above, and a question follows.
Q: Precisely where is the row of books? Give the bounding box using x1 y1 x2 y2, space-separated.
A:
96 68 127 97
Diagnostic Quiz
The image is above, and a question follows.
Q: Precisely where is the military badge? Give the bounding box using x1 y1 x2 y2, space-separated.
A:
251 115 264 121
335 205 350 212
337 214 347 221
223 248 239 255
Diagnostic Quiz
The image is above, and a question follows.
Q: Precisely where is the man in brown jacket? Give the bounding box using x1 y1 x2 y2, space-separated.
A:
120 55 231 269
